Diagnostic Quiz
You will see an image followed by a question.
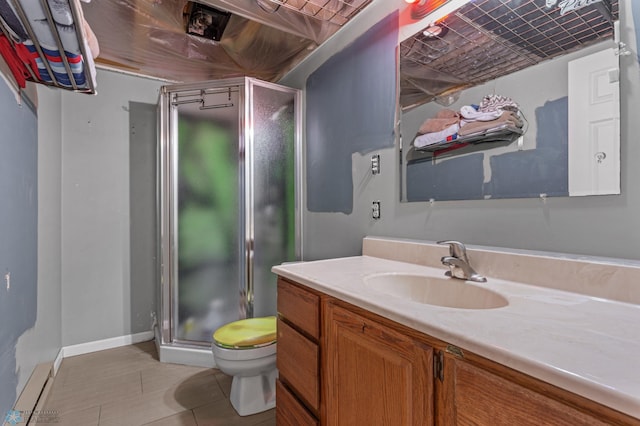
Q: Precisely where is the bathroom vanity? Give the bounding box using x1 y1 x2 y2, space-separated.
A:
273 237 640 425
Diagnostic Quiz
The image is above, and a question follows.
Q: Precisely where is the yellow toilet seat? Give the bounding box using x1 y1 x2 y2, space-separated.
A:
213 316 277 349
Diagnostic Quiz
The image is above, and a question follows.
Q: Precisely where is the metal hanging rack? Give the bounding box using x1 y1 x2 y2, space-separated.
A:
414 125 524 154
171 87 237 110
0 0 96 93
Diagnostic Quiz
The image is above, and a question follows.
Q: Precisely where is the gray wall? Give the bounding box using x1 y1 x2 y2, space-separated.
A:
282 0 640 261
306 12 397 213
15 86 63 397
0 67 163 414
0 77 38 416
0 73 65 415
61 70 163 346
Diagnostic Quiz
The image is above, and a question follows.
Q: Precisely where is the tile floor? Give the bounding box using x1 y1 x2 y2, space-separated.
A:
42 341 275 426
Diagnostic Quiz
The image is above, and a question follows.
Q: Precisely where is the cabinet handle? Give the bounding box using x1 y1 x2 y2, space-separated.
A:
434 350 444 382
446 344 464 358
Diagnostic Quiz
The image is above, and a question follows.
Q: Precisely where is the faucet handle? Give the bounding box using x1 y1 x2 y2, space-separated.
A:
437 240 468 260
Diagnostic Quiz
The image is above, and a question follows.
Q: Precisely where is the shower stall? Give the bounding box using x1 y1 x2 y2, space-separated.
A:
156 77 302 366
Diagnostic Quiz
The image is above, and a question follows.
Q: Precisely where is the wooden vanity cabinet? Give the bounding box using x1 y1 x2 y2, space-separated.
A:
323 301 434 426
276 276 640 426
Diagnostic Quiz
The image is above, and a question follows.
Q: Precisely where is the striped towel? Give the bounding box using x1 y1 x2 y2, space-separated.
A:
24 41 86 88
478 94 519 113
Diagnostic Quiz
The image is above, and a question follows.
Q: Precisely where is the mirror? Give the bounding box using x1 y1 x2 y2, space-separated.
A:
399 0 622 202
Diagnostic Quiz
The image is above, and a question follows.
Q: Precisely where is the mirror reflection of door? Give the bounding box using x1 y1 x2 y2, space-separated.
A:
568 47 620 196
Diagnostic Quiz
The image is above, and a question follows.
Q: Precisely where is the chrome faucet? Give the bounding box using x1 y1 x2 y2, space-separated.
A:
437 240 487 283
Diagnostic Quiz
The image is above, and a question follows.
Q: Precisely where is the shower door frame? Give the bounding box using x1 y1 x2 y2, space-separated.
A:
157 77 303 350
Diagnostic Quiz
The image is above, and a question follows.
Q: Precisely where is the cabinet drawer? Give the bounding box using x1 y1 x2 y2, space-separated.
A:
276 379 318 426
277 318 319 411
277 278 320 340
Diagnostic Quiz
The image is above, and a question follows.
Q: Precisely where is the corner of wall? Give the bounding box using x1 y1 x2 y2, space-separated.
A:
60 69 163 347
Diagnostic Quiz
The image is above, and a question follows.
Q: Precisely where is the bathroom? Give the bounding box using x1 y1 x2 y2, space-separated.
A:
1 0 639 424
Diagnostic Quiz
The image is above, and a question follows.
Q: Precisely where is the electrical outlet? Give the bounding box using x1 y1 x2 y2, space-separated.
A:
372 201 381 220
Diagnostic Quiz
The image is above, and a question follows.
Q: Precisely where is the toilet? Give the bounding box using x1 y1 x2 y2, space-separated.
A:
211 316 278 416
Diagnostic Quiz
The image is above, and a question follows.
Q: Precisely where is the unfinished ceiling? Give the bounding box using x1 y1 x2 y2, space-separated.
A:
81 0 371 83
401 0 619 109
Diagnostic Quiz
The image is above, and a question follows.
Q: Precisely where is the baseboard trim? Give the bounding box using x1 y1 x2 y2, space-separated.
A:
154 325 214 368
52 348 64 376
4 363 53 426
62 330 154 358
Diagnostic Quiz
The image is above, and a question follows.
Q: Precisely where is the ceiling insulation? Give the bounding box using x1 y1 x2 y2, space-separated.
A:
264 0 371 26
81 0 371 83
400 0 618 109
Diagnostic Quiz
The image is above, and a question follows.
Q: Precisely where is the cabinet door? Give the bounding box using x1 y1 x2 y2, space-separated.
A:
324 303 434 426
439 355 613 426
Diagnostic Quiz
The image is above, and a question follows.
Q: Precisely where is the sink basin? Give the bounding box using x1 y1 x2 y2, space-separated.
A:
363 273 508 309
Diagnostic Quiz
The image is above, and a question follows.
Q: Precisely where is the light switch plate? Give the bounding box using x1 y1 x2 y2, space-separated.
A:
371 154 380 175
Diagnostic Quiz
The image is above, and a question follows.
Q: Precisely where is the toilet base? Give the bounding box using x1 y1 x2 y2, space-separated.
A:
229 369 277 416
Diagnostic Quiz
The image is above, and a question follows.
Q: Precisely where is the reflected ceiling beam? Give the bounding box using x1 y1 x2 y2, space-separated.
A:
593 1 613 25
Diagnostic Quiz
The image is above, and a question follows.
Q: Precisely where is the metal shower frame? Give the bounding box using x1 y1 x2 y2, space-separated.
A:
156 77 303 349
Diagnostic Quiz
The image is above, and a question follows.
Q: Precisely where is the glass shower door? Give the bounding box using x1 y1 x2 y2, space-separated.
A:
172 87 243 343
247 80 300 318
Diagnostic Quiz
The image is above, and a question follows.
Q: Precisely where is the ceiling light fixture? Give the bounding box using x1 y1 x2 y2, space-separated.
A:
400 0 472 41
422 23 448 39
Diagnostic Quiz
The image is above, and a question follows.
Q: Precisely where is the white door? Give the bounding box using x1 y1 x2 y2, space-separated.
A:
568 48 620 196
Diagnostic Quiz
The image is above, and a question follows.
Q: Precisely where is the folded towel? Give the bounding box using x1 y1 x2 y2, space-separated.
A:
0 0 28 41
48 0 74 26
0 35 30 87
460 105 502 122
13 40 40 78
435 109 458 119
19 0 80 54
24 41 87 87
478 94 519 113
83 18 99 58
418 109 460 134
414 123 459 148
458 120 520 137
458 111 523 137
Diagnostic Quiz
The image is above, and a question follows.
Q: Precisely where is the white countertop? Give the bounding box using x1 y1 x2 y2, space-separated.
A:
272 256 640 419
